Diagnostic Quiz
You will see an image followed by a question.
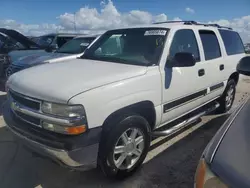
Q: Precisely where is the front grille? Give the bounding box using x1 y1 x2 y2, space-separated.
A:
15 111 40 126
9 90 40 110
9 90 42 127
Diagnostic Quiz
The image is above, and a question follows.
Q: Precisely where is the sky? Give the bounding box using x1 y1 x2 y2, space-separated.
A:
0 0 250 42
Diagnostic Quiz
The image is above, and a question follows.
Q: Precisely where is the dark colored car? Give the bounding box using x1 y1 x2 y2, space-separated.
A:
8 33 81 63
5 35 99 78
194 56 250 188
0 28 41 79
244 43 250 54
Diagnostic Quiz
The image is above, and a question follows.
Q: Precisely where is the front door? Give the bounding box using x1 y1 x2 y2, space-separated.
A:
160 29 209 125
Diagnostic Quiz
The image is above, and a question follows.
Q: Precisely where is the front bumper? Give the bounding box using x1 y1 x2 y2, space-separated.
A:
3 102 101 171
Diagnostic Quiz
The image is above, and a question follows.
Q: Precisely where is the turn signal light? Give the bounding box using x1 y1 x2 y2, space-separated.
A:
66 125 87 135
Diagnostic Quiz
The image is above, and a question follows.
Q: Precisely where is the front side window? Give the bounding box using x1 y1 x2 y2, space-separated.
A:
82 28 168 66
169 29 200 62
199 30 221 60
56 37 96 54
219 30 245 55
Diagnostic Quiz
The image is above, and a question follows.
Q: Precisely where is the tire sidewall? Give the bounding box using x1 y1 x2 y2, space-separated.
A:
99 114 151 178
223 80 236 111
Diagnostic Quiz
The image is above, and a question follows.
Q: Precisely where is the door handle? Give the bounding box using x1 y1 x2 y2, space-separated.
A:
220 64 224 71
198 69 205 77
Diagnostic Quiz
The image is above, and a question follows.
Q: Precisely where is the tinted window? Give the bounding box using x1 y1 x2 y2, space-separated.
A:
169 29 200 62
37 35 55 47
199 30 221 60
56 37 96 54
57 37 74 48
219 30 245 55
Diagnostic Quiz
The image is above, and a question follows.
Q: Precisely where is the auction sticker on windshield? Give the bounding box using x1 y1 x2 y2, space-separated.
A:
144 30 167 36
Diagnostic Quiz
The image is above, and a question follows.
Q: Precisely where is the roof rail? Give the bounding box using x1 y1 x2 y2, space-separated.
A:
153 20 198 25
153 20 233 30
195 23 233 30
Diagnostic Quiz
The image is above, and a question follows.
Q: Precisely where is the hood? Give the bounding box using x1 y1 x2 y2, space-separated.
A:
210 99 250 187
8 50 48 62
8 59 147 103
12 52 70 67
0 28 40 48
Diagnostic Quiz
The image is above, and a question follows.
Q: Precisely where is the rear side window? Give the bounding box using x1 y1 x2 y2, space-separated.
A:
57 37 74 48
169 29 200 62
219 30 245 55
199 30 221 60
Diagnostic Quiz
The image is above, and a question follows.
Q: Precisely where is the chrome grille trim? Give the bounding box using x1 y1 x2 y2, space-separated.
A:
9 89 41 110
8 90 84 126
11 107 42 128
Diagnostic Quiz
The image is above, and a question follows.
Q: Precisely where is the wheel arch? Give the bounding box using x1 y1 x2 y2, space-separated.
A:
229 72 239 85
102 100 156 132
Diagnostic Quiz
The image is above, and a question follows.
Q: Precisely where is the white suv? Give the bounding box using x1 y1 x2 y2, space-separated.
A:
3 21 246 178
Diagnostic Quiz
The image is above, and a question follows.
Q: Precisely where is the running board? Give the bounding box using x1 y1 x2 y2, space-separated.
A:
151 102 220 137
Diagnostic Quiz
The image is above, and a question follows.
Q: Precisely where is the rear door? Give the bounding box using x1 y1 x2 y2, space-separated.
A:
197 29 226 101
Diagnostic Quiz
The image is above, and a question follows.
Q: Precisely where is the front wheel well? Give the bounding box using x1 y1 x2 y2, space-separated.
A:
102 101 156 132
229 72 239 85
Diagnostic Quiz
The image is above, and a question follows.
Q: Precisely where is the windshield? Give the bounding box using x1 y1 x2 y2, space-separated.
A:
36 35 55 47
56 37 95 54
82 28 168 66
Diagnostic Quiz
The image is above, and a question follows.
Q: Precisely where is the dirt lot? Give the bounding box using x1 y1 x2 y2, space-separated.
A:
0 76 250 188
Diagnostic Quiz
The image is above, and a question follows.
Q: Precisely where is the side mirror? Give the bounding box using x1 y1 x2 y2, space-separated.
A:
167 52 196 68
237 56 250 76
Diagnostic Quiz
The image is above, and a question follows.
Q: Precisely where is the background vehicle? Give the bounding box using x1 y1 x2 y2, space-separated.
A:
194 56 250 188
3 21 246 178
5 34 99 77
8 33 80 62
0 28 41 79
244 43 250 54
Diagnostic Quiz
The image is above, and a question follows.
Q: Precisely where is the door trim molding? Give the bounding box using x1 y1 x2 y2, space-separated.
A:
163 89 207 113
163 82 225 113
209 82 224 92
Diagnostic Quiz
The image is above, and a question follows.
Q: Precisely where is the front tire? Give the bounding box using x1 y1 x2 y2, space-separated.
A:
217 79 236 113
98 114 151 179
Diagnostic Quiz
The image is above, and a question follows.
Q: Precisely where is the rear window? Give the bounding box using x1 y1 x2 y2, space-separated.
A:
219 30 245 55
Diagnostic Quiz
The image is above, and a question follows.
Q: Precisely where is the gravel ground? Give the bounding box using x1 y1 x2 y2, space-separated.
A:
0 76 249 188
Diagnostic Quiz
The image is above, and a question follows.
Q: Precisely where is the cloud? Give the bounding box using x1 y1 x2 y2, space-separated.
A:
0 0 249 43
58 0 167 30
208 15 250 43
185 7 195 14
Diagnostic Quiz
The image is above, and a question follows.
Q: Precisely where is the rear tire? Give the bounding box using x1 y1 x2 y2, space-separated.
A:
217 79 236 113
98 113 151 179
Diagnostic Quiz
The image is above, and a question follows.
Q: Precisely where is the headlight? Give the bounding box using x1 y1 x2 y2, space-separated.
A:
41 102 87 135
195 158 228 188
41 102 85 118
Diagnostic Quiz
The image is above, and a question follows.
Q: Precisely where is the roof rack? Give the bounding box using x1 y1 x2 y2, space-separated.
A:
153 20 233 30
153 20 198 25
